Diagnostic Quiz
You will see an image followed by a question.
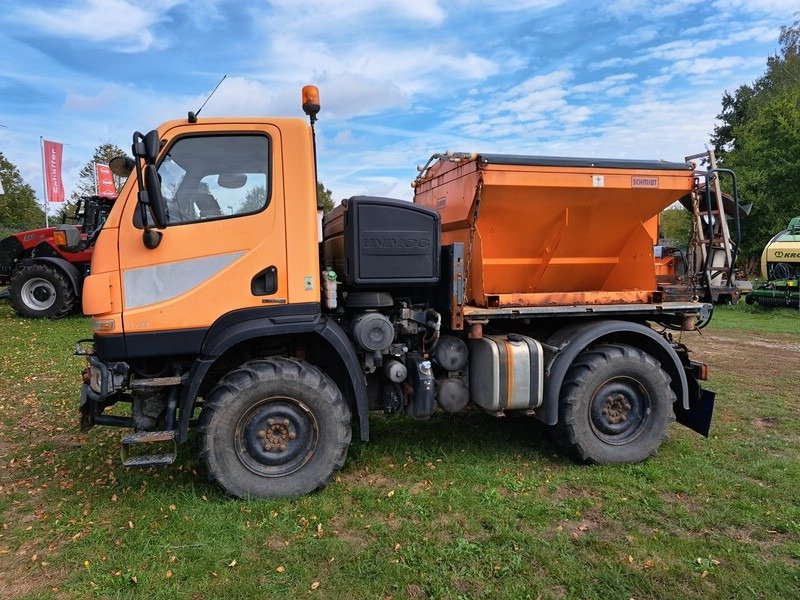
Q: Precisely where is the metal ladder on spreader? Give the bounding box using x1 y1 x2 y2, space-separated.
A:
684 150 742 302
119 375 182 467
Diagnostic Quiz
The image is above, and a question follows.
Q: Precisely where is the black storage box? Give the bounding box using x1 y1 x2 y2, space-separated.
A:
322 196 440 286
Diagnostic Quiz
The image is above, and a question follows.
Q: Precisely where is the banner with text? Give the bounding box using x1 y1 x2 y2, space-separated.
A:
95 163 117 196
42 139 65 202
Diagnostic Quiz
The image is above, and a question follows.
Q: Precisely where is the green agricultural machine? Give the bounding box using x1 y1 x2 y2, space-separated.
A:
746 216 800 308
745 278 799 308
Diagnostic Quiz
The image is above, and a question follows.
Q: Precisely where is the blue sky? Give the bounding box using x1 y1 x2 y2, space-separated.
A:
1 0 797 208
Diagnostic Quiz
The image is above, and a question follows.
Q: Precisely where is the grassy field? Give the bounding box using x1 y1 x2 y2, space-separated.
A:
0 301 798 599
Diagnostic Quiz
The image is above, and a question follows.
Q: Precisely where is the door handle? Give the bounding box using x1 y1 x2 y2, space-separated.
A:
251 266 278 296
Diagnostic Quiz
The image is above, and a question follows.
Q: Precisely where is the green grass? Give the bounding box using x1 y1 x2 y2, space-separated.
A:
709 300 800 335
0 301 798 599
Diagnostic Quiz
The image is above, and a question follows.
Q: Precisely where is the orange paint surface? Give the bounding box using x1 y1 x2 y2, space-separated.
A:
414 155 694 307
83 118 319 337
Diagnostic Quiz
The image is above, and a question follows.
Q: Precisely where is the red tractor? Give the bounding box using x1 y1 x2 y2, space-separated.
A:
0 194 115 318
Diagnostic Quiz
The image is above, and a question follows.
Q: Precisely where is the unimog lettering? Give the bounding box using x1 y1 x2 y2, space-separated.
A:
362 237 431 249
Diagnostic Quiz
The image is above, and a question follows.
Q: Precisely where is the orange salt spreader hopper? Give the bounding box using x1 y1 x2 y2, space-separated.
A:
413 152 695 308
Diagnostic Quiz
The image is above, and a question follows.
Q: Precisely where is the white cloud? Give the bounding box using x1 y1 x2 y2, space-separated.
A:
265 0 446 26
712 0 800 14
589 57 634 70
15 0 186 52
314 73 412 118
673 56 763 76
488 1 567 11
333 130 356 145
349 175 411 199
642 74 673 87
560 105 592 125
571 73 636 95
616 27 659 46
609 0 704 17
64 85 125 111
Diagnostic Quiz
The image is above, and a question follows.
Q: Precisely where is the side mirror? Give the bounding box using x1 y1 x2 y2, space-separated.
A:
143 131 160 163
132 129 165 249
132 130 160 164
109 156 134 177
143 165 167 229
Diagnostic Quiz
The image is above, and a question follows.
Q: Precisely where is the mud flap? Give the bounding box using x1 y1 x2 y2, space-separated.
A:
675 388 715 437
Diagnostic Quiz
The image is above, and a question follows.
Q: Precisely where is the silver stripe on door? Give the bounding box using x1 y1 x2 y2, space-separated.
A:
123 252 245 309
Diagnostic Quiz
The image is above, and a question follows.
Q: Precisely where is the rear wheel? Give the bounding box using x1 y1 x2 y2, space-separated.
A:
556 344 675 464
197 357 351 498
9 263 75 319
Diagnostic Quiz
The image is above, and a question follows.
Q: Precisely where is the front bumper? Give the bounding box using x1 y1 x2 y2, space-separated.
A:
79 354 129 432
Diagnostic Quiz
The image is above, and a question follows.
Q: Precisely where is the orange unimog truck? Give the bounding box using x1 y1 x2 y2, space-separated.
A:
78 87 716 498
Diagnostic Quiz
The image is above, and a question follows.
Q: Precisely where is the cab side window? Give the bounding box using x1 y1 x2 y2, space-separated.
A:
153 134 270 226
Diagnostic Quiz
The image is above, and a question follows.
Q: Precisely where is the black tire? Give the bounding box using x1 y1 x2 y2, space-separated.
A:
197 357 351 499
9 263 75 319
556 344 675 464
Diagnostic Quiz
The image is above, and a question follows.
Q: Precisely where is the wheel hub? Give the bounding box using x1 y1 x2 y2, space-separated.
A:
257 418 297 452
589 377 650 443
601 393 631 424
32 285 52 302
235 398 318 477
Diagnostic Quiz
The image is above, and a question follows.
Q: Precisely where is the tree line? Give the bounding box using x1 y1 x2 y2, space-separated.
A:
711 18 800 267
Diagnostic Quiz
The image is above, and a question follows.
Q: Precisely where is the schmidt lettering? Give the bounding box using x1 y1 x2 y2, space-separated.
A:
631 176 659 188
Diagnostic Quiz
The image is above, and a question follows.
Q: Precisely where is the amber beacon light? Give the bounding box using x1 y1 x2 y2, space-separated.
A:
302 85 321 123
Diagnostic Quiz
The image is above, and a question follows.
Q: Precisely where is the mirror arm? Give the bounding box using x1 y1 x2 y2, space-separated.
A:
132 131 161 247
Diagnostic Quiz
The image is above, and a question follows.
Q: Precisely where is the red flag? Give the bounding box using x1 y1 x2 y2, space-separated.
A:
42 140 65 202
95 163 117 196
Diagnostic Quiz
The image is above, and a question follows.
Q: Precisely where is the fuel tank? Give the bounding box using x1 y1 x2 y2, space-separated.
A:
469 333 543 412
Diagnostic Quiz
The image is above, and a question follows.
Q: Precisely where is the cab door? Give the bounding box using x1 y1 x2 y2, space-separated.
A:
117 123 288 346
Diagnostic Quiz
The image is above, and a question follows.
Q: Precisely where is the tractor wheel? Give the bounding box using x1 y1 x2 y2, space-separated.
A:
197 357 351 499
556 344 675 464
9 263 75 319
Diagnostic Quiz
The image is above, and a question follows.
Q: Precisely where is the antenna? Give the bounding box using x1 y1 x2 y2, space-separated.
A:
188 75 227 123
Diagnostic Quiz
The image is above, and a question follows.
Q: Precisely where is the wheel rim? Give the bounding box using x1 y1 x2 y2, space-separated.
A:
588 376 651 444
20 277 57 311
234 396 319 478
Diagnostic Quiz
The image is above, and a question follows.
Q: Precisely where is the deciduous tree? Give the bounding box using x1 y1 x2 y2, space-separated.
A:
317 182 334 214
58 143 128 221
712 19 800 264
0 152 45 232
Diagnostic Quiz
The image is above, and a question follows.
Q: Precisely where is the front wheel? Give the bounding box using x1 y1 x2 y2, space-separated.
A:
197 357 351 498
556 344 675 464
9 263 76 318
